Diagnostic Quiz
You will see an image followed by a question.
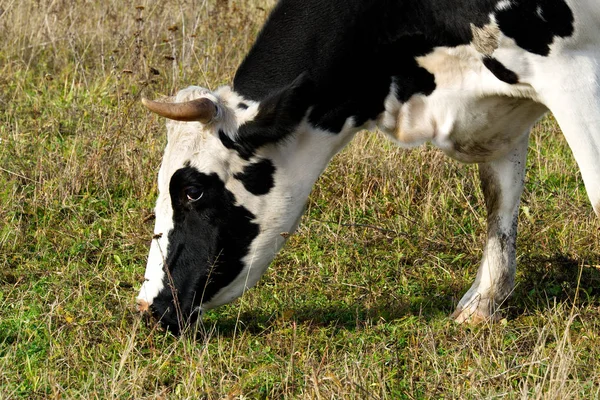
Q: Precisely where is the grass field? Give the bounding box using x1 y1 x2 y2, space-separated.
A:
1 0 600 398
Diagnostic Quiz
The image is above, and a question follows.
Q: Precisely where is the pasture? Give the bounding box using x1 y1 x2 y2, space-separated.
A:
1 0 599 398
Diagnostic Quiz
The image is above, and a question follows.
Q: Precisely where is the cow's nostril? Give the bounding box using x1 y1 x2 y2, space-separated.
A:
136 299 150 313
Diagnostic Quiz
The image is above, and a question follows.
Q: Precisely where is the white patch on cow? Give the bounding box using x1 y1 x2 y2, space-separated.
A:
137 234 168 307
378 81 436 148
495 0 513 11
529 61 600 217
213 86 260 137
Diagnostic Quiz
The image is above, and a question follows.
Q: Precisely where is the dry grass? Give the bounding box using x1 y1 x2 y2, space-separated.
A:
1 0 599 398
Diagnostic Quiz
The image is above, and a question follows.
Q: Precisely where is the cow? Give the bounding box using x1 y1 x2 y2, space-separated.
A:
137 0 600 334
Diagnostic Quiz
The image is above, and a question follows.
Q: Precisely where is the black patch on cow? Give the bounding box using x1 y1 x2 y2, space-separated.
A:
495 0 574 56
218 129 236 152
234 159 276 196
483 57 520 84
237 73 315 149
150 166 259 334
219 130 253 160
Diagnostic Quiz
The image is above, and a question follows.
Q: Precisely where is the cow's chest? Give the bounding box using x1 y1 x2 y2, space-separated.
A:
380 91 547 163
377 46 548 163
436 95 548 163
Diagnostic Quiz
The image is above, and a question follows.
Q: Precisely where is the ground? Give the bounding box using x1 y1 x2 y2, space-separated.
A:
1 0 599 398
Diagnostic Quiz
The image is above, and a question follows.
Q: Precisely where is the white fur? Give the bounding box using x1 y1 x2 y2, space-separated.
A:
495 1 513 11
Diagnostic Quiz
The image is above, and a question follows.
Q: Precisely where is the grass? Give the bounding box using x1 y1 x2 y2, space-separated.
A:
1 0 599 398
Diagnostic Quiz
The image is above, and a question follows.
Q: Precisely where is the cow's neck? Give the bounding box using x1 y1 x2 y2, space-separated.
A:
214 121 359 307
260 119 360 207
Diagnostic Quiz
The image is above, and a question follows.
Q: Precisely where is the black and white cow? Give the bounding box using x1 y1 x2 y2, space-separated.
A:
137 0 600 334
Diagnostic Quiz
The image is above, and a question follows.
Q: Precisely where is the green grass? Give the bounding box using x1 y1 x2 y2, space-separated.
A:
1 0 600 398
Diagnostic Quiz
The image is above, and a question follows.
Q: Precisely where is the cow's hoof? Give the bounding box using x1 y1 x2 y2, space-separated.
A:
451 304 500 324
451 290 506 324
451 295 498 324
452 307 487 324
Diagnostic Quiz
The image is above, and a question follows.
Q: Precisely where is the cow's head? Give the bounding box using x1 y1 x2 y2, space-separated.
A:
136 75 355 333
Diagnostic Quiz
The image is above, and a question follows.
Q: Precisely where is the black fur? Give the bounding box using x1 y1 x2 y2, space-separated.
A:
495 0 574 56
483 57 520 84
219 130 253 160
219 74 315 159
234 159 276 196
151 167 259 333
238 73 315 146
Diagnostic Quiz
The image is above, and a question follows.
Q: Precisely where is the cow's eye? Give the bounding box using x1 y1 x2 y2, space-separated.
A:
183 186 203 202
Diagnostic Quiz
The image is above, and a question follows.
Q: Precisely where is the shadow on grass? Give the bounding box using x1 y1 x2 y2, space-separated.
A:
202 303 409 337
192 253 600 338
198 292 460 338
508 252 600 316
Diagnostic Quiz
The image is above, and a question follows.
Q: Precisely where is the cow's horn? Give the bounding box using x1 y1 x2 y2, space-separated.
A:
141 97 217 123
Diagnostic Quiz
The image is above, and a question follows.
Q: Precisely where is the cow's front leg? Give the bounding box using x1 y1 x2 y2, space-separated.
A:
452 134 529 324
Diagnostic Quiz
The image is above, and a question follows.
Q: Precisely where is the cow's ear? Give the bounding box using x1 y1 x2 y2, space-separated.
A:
236 72 315 150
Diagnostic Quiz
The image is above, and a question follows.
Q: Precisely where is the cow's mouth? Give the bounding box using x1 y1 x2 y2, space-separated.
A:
136 298 150 313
